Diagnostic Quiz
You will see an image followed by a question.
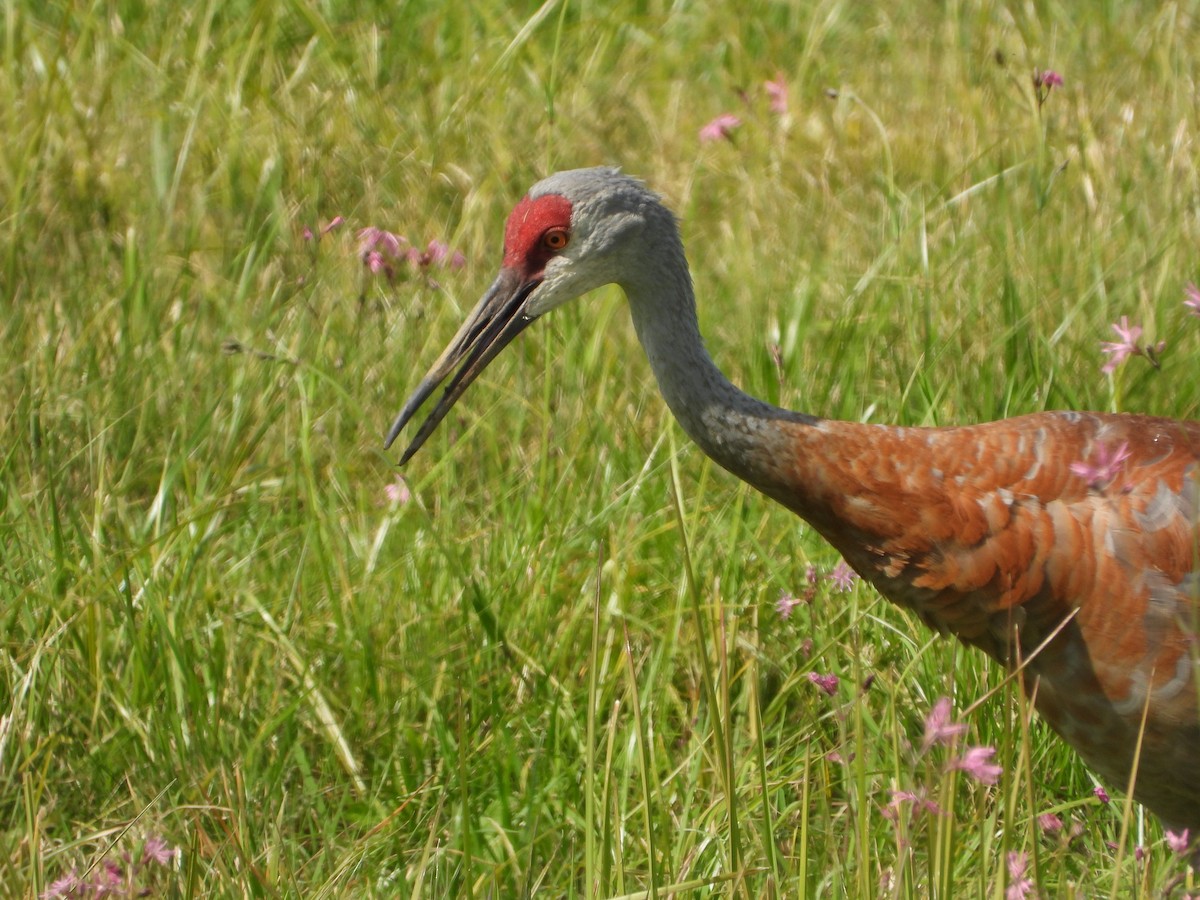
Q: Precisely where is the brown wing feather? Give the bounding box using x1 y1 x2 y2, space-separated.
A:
763 411 1200 828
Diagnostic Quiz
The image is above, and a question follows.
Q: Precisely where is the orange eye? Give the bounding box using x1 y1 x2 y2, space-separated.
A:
542 228 569 251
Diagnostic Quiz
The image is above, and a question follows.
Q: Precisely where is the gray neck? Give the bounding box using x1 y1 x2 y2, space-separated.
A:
619 237 817 491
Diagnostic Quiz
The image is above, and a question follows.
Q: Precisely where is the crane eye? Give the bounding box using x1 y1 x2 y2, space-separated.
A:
542 228 569 251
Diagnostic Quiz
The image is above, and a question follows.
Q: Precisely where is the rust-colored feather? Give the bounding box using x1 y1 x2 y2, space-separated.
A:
764 411 1200 827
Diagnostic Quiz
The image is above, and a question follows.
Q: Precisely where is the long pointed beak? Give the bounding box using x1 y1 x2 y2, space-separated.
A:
385 267 541 463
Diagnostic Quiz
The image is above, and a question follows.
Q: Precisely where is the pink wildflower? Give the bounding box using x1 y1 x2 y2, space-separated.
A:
1005 851 1034 900
1037 812 1063 834
425 239 450 265
1034 69 1063 89
1069 441 1131 490
142 836 178 866
1100 316 1164 373
1093 785 1110 804
1033 68 1064 108
43 835 178 898
807 671 839 696
96 859 124 891
828 560 858 592
884 788 943 820
385 475 411 505
921 696 968 753
1166 828 1192 855
357 226 406 260
42 870 81 899
364 250 393 279
699 113 742 143
765 78 788 115
1185 283 1200 318
407 239 465 271
776 591 803 619
1100 316 1142 372
303 216 343 242
950 745 1003 784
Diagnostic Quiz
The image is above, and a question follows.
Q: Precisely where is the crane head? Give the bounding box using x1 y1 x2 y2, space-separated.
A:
384 167 662 463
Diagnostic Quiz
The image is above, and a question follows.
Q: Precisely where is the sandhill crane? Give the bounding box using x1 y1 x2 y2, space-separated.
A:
385 167 1200 834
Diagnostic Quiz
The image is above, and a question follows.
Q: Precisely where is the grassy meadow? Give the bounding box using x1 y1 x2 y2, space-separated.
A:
4 0 1200 896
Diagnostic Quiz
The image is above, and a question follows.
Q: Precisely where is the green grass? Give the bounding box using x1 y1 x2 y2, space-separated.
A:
3 0 1199 896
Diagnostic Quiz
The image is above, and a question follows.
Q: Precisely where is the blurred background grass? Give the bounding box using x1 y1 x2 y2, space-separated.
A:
2 0 1198 896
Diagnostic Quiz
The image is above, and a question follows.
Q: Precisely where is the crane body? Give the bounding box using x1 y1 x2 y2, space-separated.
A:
385 167 1200 833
